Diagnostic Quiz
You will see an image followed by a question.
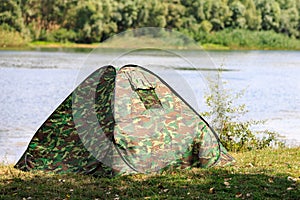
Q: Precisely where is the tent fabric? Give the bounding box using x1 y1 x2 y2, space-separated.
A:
15 65 234 176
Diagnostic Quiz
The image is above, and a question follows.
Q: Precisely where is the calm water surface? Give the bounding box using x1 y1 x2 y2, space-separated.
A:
0 49 299 164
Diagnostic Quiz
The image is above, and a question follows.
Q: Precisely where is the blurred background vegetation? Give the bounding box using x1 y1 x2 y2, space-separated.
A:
1 0 300 49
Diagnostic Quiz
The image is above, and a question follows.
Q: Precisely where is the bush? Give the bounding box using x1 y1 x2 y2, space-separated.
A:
192 29 300 50
50 28 77 43
37 28 76 43
0 25 28 48
202 71 284 152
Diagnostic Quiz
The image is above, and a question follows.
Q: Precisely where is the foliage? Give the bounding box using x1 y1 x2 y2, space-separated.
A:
0 0 25 32
202 71 284 152
196 29 300 49
0 25 28 48
48 28 77 43
0 0 300 46
1 148 299 199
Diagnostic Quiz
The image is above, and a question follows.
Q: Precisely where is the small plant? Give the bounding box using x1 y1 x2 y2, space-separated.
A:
202 70 284 152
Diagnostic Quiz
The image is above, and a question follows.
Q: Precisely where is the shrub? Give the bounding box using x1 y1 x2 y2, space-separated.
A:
192 29 300 50
50 28 77 43
0 25 28 48
202 71 284 152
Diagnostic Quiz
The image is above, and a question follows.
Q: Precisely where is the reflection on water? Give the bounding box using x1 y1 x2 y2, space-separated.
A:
0 50 299 164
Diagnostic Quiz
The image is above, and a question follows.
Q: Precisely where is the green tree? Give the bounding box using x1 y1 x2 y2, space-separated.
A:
112 0 139 32
136 0 167 28
297 0 300 36
229 1 247 28
65 0 113 43
196 0 231 31
181 16 200 35
229 0 261 30
40 0 63 30
2 0 300 45
20 0 42 40
20 0 75 40
277 0 299 37
0 0 25 32
199 20 213 33
243 0 261 30
96 0 117 41
255 0 281 31
164 0 186 29
20 0 39 25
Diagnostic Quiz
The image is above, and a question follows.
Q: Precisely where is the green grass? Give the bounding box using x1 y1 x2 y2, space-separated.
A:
28 41 100 49
201 43 230 50
1 148 299 199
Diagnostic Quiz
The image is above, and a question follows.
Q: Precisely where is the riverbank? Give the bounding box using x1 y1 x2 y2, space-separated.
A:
0 41 228 51
1 29 300 51
0 147 299 199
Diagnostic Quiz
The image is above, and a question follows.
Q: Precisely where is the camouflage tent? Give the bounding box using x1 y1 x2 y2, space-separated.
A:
15 65 234 176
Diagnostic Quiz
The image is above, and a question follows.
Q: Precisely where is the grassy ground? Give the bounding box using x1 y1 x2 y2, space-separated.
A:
0 148 299 199
28 41 100 49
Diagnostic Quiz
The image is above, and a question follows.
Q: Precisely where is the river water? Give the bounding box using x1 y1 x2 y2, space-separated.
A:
0 49 299 164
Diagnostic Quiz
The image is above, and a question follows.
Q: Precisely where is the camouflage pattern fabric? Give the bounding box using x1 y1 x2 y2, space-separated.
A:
15 66 117 176
15 64 234 176
114 66 233 172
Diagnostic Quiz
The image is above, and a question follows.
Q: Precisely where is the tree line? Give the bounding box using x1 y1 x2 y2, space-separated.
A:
1 0 300 44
